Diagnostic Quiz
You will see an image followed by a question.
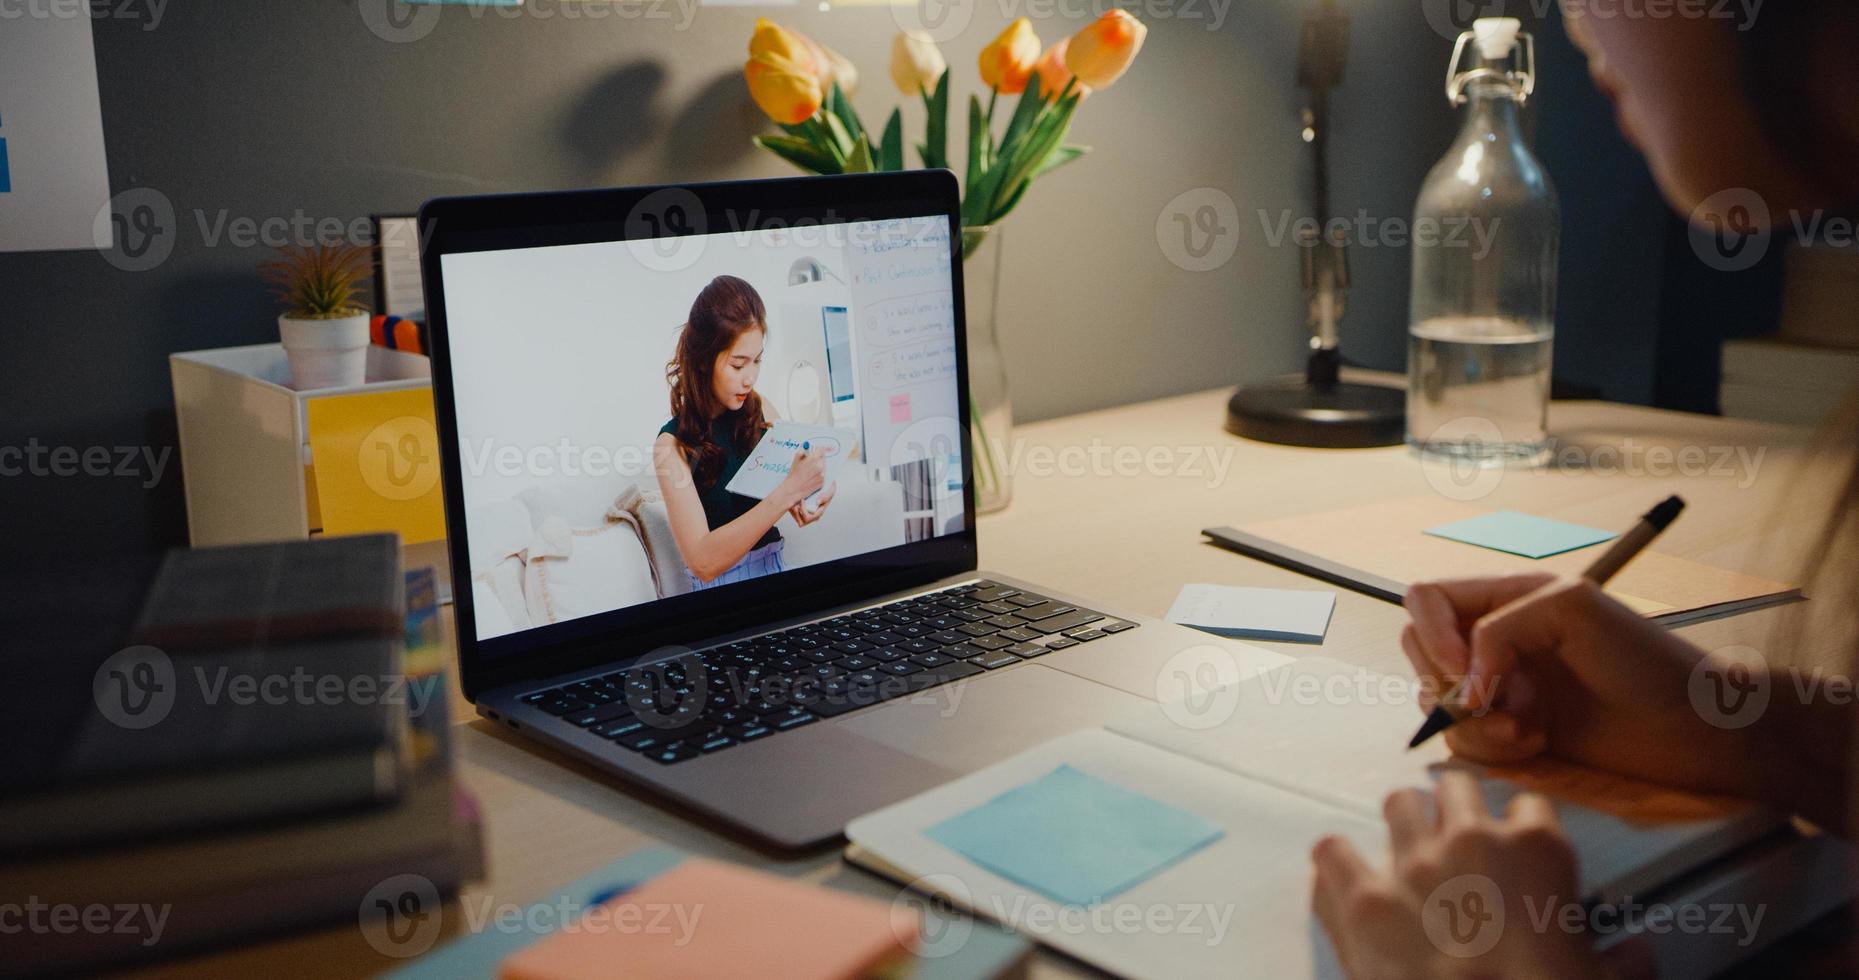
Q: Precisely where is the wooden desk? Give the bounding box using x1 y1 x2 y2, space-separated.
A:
144 389 1854 979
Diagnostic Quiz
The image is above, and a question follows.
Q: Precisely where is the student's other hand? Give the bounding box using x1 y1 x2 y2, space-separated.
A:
1312 773 1623 980
1401 575 1761 799
775 448 827 510
788 482 836 527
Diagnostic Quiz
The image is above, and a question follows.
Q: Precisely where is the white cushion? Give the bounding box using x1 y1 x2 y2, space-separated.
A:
522 516 659 625
472 554 531 638
518 476 643 530
464 497 533 573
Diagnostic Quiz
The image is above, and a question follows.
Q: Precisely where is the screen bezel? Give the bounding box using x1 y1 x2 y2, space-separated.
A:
418 172 977 701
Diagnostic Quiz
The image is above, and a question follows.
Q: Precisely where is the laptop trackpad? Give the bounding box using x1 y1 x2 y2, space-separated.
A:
835 664 1150 775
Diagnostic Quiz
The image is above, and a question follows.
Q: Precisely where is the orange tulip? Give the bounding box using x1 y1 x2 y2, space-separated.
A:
1063 10 1146 91
1033 37 1088 101
750 18 857 97
748 18 818 77
745 50 824 125
978 18 1041 95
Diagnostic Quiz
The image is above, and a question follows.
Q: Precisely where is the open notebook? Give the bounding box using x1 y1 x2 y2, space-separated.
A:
846 658 1784 980
1203 496 1800 625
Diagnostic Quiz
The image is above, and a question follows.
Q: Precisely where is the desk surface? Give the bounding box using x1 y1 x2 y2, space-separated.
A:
141 388 1854 979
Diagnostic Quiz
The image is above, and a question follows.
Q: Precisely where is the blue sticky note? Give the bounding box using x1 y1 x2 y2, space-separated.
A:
925 764 1224 906
1425 510 1615 559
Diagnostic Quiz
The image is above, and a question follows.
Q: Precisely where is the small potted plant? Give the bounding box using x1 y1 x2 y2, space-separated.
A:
259 243 373 389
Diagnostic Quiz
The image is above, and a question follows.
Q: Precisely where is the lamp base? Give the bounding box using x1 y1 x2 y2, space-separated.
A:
1225 377 1406 448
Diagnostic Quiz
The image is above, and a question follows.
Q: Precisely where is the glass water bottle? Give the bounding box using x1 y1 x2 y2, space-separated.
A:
1407 17 1559 465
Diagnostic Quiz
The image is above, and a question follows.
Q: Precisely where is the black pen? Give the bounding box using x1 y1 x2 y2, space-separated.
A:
1407 495 1687 749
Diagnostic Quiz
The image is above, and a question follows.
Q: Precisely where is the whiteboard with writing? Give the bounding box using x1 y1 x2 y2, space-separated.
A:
846 217 961 477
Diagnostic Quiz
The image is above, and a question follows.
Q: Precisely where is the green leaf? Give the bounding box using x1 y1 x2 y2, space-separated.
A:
879 109 904 172
964 95 985 198
998 88 1049 161
988 93 1080 219
844 138 874 174
754 135 840 175
826 81 866 148
818 113 855 165
921 70 949 170
1033 144 1088 178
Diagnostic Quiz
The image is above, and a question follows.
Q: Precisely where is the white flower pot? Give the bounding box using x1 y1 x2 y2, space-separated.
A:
278 312 370 389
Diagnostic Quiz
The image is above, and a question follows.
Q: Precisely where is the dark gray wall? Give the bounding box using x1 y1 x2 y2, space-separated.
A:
0 0 1662 560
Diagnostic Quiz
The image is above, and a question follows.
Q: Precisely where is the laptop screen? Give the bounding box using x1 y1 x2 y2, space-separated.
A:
436 205 968 651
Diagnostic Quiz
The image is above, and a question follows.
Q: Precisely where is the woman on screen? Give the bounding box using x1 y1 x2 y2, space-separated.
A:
653 275 837 590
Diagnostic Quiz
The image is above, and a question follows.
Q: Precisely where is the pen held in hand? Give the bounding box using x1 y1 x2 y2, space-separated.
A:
1406 495 1686 750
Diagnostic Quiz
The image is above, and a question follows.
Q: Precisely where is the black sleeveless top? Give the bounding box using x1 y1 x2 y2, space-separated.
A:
659 414 779 549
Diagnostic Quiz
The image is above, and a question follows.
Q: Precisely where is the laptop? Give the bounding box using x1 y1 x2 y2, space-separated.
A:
421 171 1275 850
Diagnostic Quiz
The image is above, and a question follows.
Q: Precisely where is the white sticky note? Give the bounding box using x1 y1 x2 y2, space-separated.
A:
724 422 857 508
1165 584 1337 644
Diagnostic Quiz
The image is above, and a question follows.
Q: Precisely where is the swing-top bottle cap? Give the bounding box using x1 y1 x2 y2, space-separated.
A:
1472 17 1523 59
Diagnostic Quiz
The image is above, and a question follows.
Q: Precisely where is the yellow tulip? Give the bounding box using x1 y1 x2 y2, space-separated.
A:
1063 10 1146 91
978 18 1040 95
1033 37 1087 101
748 18 819 78
890 31 946 96
745 51 824 125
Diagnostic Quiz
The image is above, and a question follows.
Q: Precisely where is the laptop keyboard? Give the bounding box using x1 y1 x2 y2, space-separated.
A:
516 581 1137 765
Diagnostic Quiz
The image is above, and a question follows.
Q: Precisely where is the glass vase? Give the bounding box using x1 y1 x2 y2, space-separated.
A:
962 225 1012 514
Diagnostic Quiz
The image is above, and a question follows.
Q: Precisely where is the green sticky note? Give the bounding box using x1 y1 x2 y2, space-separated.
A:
1425 511 1615 559
925 765 1223 907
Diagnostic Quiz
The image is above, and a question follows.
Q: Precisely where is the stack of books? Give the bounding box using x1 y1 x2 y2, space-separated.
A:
0 535 482 976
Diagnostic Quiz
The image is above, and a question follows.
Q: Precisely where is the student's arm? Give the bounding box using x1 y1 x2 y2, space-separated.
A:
653 434 824 584
1402 574 1852 830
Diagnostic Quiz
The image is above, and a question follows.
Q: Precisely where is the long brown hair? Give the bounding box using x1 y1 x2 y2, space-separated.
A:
665 275 770 487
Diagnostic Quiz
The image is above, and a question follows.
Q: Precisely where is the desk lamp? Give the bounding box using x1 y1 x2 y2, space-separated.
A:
1225 0 1405 447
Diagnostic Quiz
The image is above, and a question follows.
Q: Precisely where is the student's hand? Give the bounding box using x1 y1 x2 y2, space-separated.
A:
1313 773 1622 980
774 448 826 510
1401 575 1764 801
788 482 836 527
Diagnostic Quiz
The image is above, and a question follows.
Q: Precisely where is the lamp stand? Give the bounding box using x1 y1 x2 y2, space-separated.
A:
1224 0 1404 448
